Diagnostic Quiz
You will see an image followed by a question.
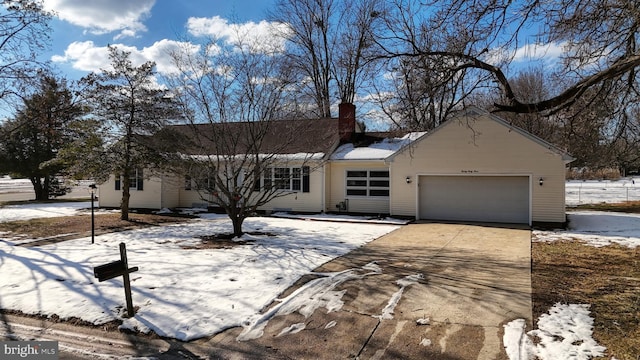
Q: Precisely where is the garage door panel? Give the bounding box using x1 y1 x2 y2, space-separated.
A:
419 176 529 224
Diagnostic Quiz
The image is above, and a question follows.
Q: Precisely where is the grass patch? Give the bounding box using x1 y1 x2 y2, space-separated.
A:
570 200 640 213
0 213 192 241
532 240 640 359
0 198 90 207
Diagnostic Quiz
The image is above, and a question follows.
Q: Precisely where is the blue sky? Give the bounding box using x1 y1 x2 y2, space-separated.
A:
43 0 279 78
43 0 564 80
33 0 569 130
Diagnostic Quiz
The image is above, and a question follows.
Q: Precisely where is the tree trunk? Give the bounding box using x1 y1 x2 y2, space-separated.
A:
231 215 244 238
121 176 130 221
42 176 50 200
30 177 46 201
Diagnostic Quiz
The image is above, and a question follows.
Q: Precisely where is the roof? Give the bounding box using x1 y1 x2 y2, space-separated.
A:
330 132 427 160
152 107 573 164
162 118 341 158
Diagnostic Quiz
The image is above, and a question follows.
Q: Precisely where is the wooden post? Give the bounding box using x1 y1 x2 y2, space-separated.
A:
93 243 138 318
119 242 135 317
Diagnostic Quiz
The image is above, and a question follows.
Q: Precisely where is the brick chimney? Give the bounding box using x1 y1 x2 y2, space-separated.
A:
338 102 356 142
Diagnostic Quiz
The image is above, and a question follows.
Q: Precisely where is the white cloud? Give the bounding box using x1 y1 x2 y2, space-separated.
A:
512 42 567 62
187 16 231 38
52 40 200 76
43 0 155 39
187 16 290 53
482 42 567 67
51 41 110 72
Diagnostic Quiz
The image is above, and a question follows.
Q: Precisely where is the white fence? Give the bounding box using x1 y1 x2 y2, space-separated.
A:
566 179 640 206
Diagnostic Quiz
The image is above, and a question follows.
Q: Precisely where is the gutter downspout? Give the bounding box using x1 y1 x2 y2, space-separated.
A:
321 163 326 213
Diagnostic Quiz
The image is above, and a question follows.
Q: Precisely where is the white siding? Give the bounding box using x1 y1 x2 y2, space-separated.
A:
159 175 181 209
390 114 568 223
97 172 163 209
97 174 121 208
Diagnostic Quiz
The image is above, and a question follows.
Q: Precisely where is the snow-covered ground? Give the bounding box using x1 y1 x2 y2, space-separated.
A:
0 175 32 193
535 210 640 248
566 178 640 205
0 201 94 223
504 303 606 360
272 211 412 224
0 213 399 341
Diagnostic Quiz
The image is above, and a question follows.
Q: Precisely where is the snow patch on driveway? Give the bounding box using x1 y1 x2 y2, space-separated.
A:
237 262 383 341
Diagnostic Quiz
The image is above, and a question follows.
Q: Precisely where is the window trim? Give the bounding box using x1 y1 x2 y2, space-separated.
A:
345 169 389 198
116 169 144 191
129 169 144 191
258 166 310 193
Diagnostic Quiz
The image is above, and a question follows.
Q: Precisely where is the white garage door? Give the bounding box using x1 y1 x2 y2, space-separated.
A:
419 176 530 224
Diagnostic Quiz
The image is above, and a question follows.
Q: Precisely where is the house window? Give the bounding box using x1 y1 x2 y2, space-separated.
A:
129 169 144 190
292 167 301 191
258 166 309 192
116 169 143 191
194 175 213 192
346 170 389 197
274 167 290 189
184 175 192 190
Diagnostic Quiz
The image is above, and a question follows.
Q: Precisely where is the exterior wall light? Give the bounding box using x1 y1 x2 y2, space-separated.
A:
406 176 412 184
539 177 544 186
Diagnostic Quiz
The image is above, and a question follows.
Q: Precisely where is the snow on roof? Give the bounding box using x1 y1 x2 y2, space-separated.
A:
330 132 426 160
186 152 326 162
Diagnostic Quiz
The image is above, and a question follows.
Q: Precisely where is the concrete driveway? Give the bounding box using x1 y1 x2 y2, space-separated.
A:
200 223 532 360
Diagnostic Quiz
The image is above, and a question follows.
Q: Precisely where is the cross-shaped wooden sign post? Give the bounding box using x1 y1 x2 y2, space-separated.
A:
93 242 139 317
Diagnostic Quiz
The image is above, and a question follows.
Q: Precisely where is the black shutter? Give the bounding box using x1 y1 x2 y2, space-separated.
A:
115 176 121 190
137 169 144 190
302 166 310 193
253 174 261 191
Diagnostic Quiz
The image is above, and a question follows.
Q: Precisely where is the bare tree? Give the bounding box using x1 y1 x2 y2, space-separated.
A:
368 0 496 130
374 0 640 116
372 54 479 131
492 67 560 140
473 67 624 169
167 35 335 237
0 0 51 106
269 0 384 117
83 47 182 220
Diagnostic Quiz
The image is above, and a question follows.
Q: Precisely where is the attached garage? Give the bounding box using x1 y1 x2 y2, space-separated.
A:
418 175 530 224
388 108 574 226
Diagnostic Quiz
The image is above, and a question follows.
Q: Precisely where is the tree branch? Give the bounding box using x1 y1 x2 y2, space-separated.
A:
381 49 640 114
